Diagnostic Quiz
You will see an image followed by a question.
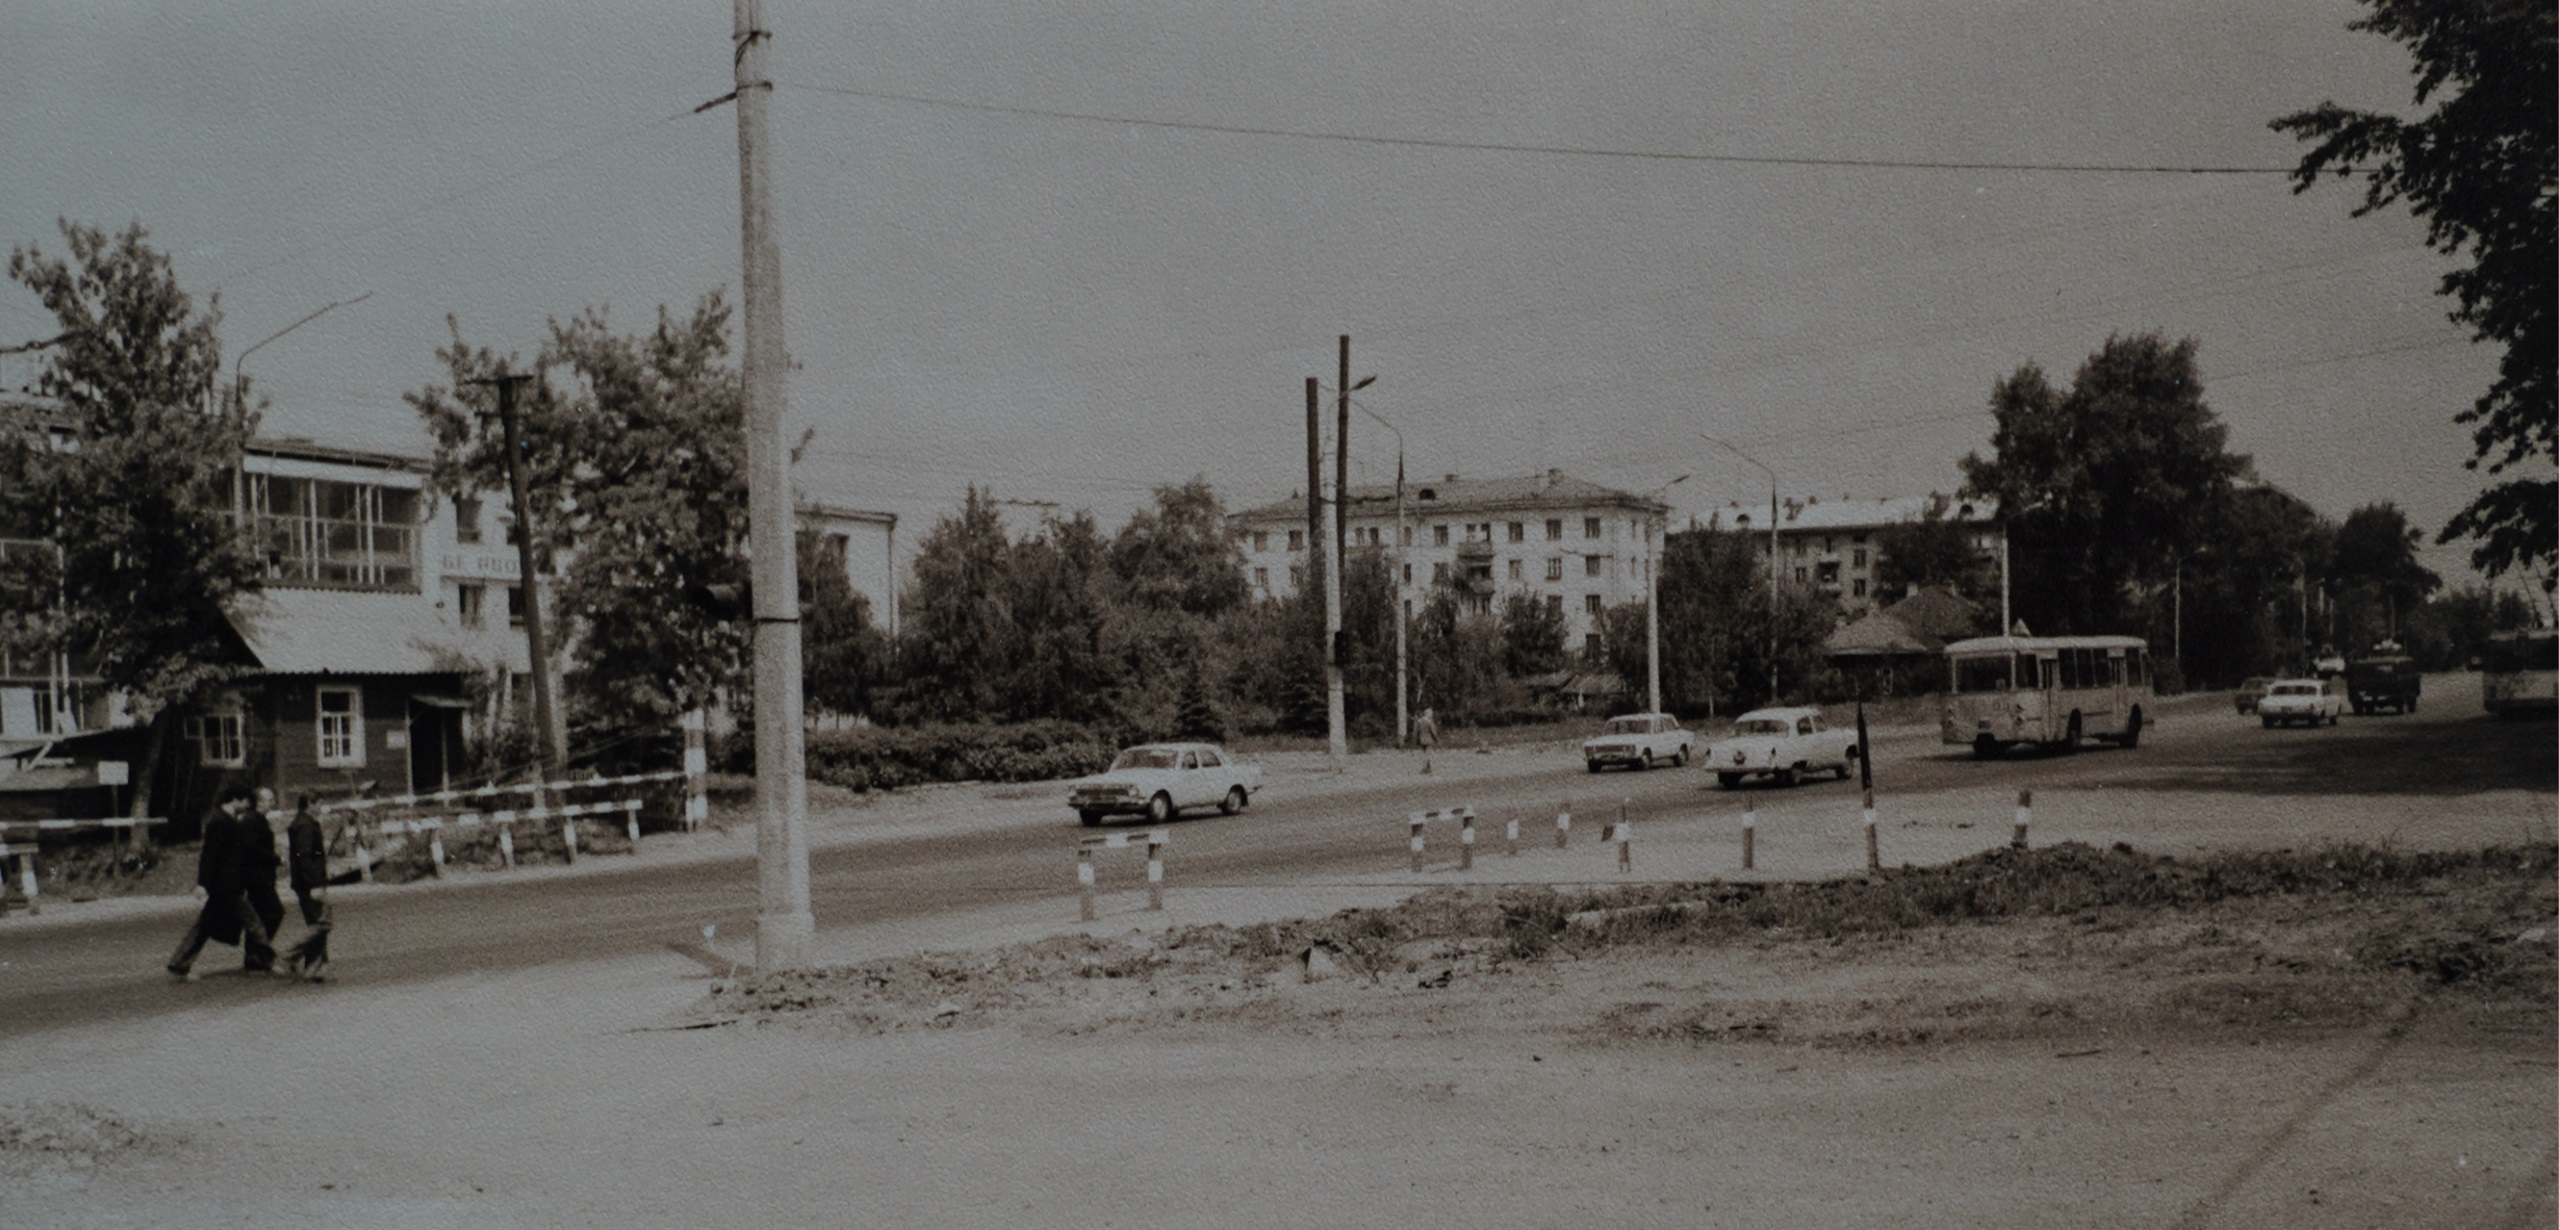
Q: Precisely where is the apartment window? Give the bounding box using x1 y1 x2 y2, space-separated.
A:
1584 556 1603 578
1792 539 1806 557
1253 567 1269 591
1546 594 1563 618
1401 563 1412 583
246 473 420 591
1794 566 1808 583
1853 578 1868 598
1507 559 1522 581
506 583 527 629
1287 530 1304 552
1583 517 1601 540
1823 535 1835 553
1818 561 1841 584
1434 525 1450 547
1583 632 1602 660
184 707 246 767
1545 519 1563 541
1432 562 1448 583
1584 594 1602 615
454 495 483 545
1545 558 1563 581
1252 531 1268 551
1400 525 1414 548
1507 521 1524 543
457 583 486 630
316 686 364 767
1852 548 1868 568
1852 532 1868 545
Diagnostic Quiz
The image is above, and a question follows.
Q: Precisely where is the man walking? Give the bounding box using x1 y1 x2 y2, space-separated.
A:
282 794 333 981
166 788 280 979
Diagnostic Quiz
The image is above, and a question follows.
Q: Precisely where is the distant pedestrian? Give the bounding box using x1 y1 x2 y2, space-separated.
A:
282 794 333 981
1414 708 1438 775
166 788 281 979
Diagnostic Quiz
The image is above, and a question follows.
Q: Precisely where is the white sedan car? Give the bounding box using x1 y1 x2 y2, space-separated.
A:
1582 712 1693 772
1705 706 1861 789
2255 678 2341 727
1069 742 1262 826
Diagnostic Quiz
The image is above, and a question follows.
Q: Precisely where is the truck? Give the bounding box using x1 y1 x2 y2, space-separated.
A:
2343 652 2420 716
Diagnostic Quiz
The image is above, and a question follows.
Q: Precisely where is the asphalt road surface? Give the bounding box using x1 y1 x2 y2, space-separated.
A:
5 675 2549 1039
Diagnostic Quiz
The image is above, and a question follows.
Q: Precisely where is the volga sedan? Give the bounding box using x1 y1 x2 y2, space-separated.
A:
1068 742 1262 826
1704 706 1861 789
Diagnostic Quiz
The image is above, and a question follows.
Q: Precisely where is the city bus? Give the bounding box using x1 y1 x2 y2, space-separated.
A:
2481 627 2558 717
1941 634 2153 757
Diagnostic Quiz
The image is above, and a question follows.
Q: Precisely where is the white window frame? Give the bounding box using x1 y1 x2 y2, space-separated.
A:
186 706 247 768
317 686 365 767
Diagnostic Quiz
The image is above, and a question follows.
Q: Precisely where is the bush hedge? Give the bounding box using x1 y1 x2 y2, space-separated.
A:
720 721 1123 793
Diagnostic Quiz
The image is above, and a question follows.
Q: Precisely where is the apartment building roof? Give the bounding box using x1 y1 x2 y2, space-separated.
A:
1231 469 1665 524
1714 492 2001 534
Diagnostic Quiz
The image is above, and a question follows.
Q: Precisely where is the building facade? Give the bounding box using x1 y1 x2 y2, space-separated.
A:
1230 470 1671 662
1715 492 2003 618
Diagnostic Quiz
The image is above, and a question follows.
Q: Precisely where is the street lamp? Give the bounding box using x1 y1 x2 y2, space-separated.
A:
1344 392 1406 744
231 292 373 411
1642 475 1689 715
1700 431 1781 703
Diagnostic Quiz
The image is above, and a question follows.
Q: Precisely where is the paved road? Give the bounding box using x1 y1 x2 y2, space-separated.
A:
5 675 2548 1038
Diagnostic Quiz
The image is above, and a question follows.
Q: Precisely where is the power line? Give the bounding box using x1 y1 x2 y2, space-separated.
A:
780 79 2349 177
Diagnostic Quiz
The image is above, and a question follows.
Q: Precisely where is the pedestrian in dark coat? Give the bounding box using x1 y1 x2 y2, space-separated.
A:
282 794 333 980
166 788 279 979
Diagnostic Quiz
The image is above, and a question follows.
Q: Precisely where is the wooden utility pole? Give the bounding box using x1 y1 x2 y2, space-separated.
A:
473 368 559 774
734 0 813 970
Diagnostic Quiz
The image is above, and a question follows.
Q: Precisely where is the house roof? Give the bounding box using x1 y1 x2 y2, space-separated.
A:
1232 470 1665 524
1824 609 1938 658
225 588 470 677
1885 585 1984 643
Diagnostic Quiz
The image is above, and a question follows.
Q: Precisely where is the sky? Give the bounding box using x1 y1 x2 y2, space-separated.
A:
0 1 2532 592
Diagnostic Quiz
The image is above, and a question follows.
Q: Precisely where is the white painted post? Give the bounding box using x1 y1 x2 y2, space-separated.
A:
562 818 579 864
1077 845 1097 921
1614 818 1632 873
1459 809 1476 871
1742 805 1756 870
682 708 709 832
1554 808 1571 849
1863 789 1880 870
16 849 38 915
625 802 642 849
2013 789 2032 850
498 822 516 870
1145 831 1165 911
1408 813 1428 873
1504 814 1519 858
355 826 374 884
427 823 447 877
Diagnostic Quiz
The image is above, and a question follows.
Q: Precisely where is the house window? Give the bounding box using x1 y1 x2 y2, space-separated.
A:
1434 525 1450 547
1546 558 1563 581
1583 517 1601 540
1253 567 1269 591
1507 559 1522 580
457 583 486 629
1287 530 1304 552
317 687 364 767
1584 556 1603 578
185 707 246 767
1545 519 1563 541
1507 522 1524 543
1818 561 1841 584
1584 594 1602 615
506 583 527 629
246 473 420 591
1253 531 1268 551
454 495 483 545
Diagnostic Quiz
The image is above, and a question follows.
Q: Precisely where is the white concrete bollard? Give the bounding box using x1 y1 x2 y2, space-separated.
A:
498 823 516 869
1505 815 1520 857
1145 832 1166 911
2013 789 2032 850
1459 810 1476 871
682 709 710 832
1555 808 1571 849
1077 846 1097 921
16 849 39 915
1863 789 1880 870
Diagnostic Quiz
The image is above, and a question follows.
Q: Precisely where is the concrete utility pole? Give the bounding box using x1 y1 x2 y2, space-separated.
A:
734 0 813 970
471 367 559 775
1327 337 1349 764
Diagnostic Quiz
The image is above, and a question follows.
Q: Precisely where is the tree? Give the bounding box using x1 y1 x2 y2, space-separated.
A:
2274 0 2556 580
2326 501 2442 649
2 220 261 817
407 297 753 743
1499 591 1566 679
1108 477 1247 617
1960 333 2252 636
1873 499 1993 604
799 529 883 716
896 487 1011 721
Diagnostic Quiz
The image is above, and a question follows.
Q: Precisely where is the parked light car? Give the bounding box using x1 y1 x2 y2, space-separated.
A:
1705 706 1861 789
1068 742 1261 826
1581 712 1693 773
2255 678 2341 727
2233 677 2274 715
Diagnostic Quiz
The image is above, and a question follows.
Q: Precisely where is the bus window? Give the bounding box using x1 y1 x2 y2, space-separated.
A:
1953 656 2012 693
2019 655 2043 689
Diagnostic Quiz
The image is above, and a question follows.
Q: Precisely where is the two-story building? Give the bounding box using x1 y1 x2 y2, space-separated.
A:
1717 492 2003 618
1229 470 1671 662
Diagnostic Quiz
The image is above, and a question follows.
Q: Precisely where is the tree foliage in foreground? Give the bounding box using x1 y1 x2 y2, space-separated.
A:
2274 0 2557 581
3 220 260 814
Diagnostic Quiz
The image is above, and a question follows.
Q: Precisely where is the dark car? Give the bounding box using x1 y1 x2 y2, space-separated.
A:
2344 654 2420 715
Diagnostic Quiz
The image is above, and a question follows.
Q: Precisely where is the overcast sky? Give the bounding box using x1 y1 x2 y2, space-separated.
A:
0 1 2523 588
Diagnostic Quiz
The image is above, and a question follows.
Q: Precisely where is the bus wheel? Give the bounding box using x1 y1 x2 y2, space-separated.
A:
2063 712 2083 751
